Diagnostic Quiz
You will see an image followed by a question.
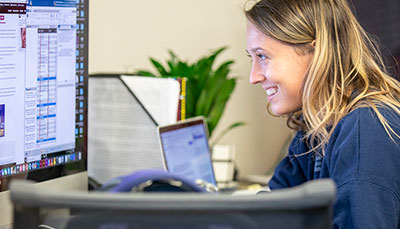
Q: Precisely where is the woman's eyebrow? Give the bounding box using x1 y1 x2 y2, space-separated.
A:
246 47 263 53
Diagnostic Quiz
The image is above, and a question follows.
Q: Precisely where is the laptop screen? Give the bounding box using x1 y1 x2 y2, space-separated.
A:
158 117 217 186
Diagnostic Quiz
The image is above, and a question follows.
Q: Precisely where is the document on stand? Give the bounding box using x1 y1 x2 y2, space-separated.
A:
120 75 180 126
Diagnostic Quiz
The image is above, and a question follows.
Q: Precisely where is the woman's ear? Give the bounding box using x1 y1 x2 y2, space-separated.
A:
311 40 316 48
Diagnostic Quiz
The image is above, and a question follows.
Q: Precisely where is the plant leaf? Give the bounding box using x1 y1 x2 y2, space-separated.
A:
194 47 227 93
207 79 236 135
175 62 191 77
150 58 169 76
168 50 178 63
134 70 156 77
195 61 234 117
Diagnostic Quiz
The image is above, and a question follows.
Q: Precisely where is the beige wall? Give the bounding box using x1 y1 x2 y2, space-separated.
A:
89 0 293 177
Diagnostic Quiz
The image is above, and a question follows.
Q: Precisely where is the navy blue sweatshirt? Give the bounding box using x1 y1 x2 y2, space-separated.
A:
269 107 400 228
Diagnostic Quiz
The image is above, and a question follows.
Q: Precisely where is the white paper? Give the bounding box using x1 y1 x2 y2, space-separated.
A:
120 75 180 126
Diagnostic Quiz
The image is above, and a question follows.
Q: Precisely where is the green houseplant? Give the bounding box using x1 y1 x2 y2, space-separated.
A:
136 47 244 145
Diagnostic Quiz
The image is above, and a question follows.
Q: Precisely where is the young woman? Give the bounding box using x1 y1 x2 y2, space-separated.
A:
245 0 400 227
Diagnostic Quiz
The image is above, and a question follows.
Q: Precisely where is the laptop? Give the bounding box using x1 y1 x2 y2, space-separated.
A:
157 117 267 195
157 116 218 188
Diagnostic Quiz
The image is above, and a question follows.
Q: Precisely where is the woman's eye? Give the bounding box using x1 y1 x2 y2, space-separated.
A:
257 54 267 61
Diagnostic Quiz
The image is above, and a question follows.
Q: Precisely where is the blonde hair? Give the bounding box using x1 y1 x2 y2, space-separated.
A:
245 0 400 154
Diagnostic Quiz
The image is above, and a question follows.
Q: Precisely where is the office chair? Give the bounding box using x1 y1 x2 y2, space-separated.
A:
10 179 335 229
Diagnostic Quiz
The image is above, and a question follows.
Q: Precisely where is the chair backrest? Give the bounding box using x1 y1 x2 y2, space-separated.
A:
10 179 336 229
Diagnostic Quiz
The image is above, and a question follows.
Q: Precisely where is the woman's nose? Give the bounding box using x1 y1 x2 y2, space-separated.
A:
249 65 266 84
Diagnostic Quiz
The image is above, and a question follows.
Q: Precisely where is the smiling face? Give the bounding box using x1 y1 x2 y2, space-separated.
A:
246 22 313 116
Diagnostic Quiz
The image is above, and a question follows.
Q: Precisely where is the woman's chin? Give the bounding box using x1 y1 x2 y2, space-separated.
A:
270 105 292 116
270 107 285 116
270 102 302 116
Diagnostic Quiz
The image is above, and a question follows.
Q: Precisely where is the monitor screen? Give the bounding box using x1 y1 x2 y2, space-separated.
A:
0 0 88 190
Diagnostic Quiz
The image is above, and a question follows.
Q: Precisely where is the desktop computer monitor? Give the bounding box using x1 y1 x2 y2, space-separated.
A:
0 0 88 226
